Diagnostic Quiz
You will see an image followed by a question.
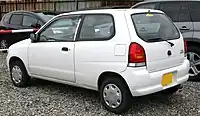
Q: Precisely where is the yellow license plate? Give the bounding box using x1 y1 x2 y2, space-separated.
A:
161 73 173 86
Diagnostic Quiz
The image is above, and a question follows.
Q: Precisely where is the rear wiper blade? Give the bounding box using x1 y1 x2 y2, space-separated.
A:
149 38 174 47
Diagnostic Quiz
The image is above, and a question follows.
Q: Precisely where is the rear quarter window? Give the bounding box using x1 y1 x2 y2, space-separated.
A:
131 12 180 42
77 14 115 41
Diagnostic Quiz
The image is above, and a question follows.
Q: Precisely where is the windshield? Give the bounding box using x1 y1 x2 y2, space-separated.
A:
36 13 54 22
131 13 180 42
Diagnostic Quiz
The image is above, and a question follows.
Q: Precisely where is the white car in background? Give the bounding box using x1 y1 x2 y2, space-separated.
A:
6 9 190 114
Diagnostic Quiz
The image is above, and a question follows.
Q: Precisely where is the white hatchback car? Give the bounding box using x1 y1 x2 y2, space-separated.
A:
6 8 190 113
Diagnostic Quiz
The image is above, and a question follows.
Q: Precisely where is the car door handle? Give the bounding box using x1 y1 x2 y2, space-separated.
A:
62 47 70 51
180 26 190 30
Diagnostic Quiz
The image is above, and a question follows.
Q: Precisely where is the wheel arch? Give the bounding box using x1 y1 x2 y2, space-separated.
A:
97 71 131 92
8 56 30 75
184 39 200 80
187 41 200 48
9 56 22 64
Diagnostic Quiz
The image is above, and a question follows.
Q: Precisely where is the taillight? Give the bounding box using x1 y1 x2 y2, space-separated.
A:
128 43 146 67
184 40 187 53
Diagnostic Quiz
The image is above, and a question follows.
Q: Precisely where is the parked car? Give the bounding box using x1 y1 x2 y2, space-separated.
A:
6 8 189 114
132 0 200 80
0 10 55 52
0 10 55 30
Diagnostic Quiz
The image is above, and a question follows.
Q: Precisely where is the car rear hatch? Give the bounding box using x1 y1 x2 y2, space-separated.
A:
131 12 185 72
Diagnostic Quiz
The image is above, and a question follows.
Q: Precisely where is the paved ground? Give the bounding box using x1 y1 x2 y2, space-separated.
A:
0 53 200 116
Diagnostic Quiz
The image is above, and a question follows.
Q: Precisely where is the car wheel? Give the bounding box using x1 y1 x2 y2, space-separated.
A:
100 77 132 114
161 84 182 95
187 45 200 81
10 60 30 87
0 40 8 53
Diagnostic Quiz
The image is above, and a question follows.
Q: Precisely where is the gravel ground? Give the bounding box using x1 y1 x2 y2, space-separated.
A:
1 53 200 116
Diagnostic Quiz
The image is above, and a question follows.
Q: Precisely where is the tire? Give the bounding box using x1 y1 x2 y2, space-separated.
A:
161 84 181 95
100 76 132 114
9 60 30 87
187 45 200 81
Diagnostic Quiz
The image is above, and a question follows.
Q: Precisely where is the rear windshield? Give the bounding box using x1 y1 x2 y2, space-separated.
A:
131 13 180 42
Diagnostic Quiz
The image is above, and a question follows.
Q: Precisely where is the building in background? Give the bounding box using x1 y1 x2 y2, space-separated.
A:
0 0 143 18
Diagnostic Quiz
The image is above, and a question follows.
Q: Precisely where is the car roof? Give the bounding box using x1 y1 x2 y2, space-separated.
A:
56 8 163 17
2 10 55 23
31 10 62 15
36 8 163 34
132 0 200 8
138 0 200 3
8 10 57 16
143 0 183 1
8 10 35 14
1 10 36 20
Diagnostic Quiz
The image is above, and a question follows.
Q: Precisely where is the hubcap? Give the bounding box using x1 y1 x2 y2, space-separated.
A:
103 84 122 108
11 66 22 84
0 40 8 49
187 52 200 77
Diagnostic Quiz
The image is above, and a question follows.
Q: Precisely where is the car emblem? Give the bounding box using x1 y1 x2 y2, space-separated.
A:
167 50 172 56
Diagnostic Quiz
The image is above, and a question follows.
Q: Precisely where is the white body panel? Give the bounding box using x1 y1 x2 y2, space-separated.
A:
75 12 130 88
121 58 189 96
6 39 31 74
28 42 75 82
6 9 190 96
124 10 185 73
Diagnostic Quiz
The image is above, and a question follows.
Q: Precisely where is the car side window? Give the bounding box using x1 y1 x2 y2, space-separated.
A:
78 14 115 41
178 2 191 22
188 2 200 22
23 15 38 27
134 3 156 9
159 2 182 22
38 16 80 42
3 13 11 24
10 14 23 25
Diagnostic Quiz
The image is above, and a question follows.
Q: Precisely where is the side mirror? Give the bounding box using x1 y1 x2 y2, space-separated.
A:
30 33 37 42
31 23 41 29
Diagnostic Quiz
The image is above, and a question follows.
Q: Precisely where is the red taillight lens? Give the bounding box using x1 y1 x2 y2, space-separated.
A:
184 40 187 53
129 43 146 63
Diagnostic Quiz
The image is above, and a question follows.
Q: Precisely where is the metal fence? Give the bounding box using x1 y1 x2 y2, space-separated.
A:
0 0 143 19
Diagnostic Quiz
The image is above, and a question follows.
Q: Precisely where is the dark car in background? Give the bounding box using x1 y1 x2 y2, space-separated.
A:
0 10 55 52
132 0 200 81
0 10 55 30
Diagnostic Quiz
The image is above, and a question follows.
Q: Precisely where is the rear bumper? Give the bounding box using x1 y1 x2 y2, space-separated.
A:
120 58 190 97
